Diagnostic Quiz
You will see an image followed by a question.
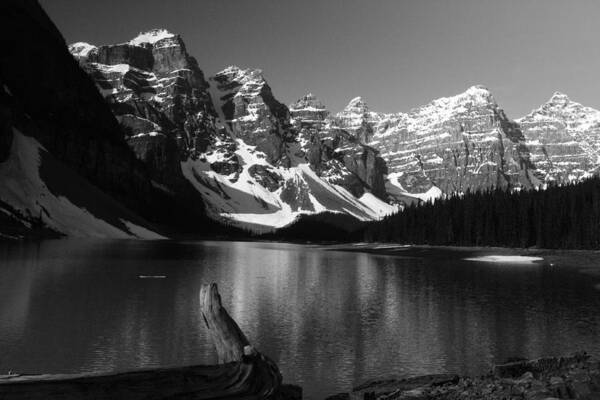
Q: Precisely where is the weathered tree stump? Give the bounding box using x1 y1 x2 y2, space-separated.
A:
200 282 251 363
0 283 289 399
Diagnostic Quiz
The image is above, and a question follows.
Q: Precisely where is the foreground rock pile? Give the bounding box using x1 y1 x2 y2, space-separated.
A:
328 353 600 400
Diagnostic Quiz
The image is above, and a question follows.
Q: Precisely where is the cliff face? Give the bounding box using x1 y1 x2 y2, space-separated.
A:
72 34 394 231
289 88 540 206
16 0 600 234
289 94 388 200
71 29 222 186
0 0 154 205
330 87 600 205
327 87 539 204
517 92 600 183
210 66 297 167
0 0 176 238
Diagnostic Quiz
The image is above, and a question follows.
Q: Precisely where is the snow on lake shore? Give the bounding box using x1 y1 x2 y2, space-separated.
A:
464 255 544 264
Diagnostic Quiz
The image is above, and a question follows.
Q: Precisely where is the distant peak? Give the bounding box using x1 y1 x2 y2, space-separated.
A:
410 85 498 116
219 65 243 74
457 84 496 105
298 92 323 103
549 91 570 102
466 84 491 93
344 96 369 112
129 29 175 46
290 92 327 111
69 41 95 49
214 65 266 86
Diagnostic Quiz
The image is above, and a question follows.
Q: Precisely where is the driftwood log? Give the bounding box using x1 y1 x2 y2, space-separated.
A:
0 283 288 399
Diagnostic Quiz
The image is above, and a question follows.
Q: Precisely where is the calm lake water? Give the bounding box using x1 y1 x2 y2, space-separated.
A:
1 240 600 399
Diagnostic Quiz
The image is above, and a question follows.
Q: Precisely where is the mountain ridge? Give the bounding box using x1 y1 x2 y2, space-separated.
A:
4 13 599 238
66 27 600 231
68 29 395 232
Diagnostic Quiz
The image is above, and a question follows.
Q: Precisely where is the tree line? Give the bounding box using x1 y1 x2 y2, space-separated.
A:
363 177 600 249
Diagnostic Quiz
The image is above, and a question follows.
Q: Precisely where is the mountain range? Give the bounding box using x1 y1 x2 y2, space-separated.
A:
2 1 599 239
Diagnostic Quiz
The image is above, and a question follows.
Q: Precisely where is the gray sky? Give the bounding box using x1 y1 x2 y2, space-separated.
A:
41 0 600 118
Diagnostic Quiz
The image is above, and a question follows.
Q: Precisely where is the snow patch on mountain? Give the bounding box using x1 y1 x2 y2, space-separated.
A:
129 29 175 46
405 85 495 131
386 172 443 203
68 42 97 59
0 129 164 239
358 192 398 216
181 139 391 232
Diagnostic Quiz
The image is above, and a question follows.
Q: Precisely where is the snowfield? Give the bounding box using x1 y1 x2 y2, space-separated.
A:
181 140 395 232
0 129 164 239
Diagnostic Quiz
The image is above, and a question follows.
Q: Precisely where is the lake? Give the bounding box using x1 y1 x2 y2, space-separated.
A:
1 240 599 399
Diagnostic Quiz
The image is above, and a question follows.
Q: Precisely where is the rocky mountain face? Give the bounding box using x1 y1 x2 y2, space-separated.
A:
518 92 600 183
210 66 297 167
295 86 600 209
329 86 540 204
69 29 222 189
0 0 179 239
290 94 388 200
68 24 600 230
8 0 600 237
71 33 395 231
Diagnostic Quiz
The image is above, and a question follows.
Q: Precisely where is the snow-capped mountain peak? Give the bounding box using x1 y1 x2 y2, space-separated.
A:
358 84 538 201
411 85 497 117
549 91 570 102
465 84 493 94
344 96 370 113
523 92 599 123
517 92 600 183
216 65 265 84
129 28 175 46
289 93 328 112
68 42 97 59
65 23 600 234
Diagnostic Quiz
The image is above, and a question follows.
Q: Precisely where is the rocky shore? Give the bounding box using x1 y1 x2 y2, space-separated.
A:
326 353 599 400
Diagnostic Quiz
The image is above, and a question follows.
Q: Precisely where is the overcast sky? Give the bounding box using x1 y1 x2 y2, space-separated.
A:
41 0 600 118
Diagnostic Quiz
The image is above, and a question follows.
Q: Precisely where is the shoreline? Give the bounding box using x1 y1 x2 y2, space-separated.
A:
323 242 600 261
326 353 600 400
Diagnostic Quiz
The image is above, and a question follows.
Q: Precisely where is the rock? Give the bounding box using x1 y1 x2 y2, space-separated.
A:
0 0 167 226
332 97 380 143
248 164 282 192
280 177 314 212
337 86 540 203
493 353 590 378
210 157 241 176
289 93 330 126
71 28 228 222
72 34 395 231
517 92 600 184
290 94 389 200
211 66 296 166
340 354 600 400
350 374 459 400
92 43 154 70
